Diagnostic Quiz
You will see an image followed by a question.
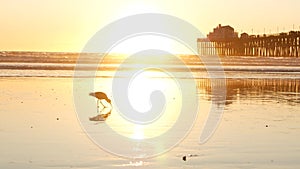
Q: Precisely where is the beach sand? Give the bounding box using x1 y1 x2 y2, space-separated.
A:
0 77 97 168
0 77 299 169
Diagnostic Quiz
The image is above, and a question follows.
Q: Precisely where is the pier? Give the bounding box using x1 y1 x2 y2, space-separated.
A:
197 24 300 57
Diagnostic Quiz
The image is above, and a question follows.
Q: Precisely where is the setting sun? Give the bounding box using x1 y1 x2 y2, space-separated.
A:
109 34 193 54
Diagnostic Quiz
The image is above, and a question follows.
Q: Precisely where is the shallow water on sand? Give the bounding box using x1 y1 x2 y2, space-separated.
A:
0 77 299 169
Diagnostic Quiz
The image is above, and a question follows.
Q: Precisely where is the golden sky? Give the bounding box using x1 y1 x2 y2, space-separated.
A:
0 0 299 52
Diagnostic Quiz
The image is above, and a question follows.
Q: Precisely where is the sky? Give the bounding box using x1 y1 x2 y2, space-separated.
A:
0 0 299 52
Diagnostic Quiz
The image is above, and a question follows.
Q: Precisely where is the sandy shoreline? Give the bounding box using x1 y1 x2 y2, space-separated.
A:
0 77 299 169
0 77 115 168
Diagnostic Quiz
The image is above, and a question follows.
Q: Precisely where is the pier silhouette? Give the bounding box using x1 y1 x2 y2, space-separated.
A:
198 24 300 57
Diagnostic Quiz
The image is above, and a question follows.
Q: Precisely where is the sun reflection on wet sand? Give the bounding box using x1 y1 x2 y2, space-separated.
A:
104 69 182 139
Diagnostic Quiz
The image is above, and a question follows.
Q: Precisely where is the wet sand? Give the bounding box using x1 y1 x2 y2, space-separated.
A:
0 77 299 169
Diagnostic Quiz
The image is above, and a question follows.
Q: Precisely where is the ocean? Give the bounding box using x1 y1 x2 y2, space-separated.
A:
1 51 300 78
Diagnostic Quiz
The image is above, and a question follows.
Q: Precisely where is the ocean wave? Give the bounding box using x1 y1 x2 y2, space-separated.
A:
1 52 300 78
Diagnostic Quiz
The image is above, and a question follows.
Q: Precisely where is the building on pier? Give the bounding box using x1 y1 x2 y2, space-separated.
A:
208 24 238 41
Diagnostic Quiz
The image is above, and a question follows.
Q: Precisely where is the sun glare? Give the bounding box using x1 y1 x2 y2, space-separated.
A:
117 2 161 18
109 34 193 55
106 69 182 140
128 69 168 113
98 9 194 140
